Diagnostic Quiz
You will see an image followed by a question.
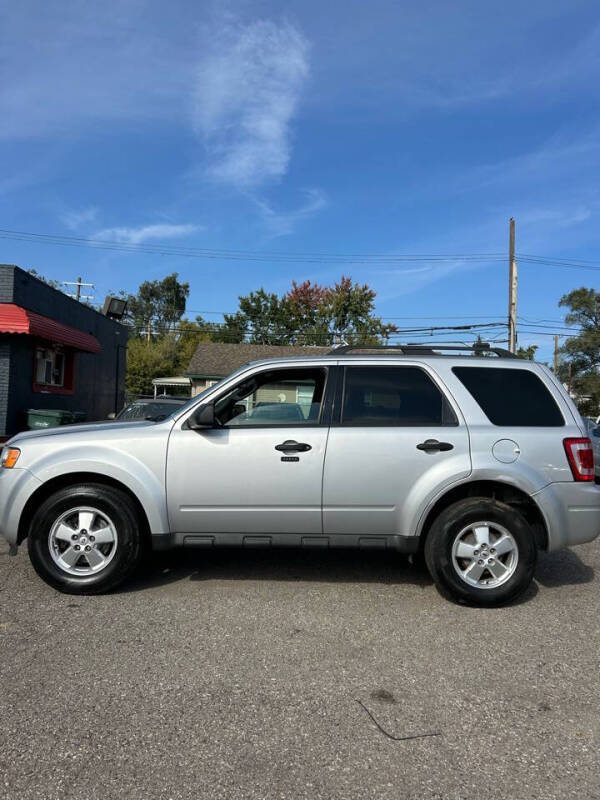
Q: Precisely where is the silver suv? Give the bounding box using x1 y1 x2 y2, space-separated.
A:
1 343 598 605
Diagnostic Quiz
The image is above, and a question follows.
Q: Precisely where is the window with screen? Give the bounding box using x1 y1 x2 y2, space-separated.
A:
452 367 564 426
33 344 76 393
35 346 65 387
341 366 457 426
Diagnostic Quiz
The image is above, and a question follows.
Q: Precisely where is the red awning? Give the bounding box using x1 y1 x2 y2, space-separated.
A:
0 303 101 353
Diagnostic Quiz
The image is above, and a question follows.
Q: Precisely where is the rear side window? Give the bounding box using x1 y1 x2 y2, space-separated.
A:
452 367 564 426
342 366 457 426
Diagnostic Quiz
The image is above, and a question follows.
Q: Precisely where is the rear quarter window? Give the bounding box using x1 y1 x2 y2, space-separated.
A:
452 366 564 426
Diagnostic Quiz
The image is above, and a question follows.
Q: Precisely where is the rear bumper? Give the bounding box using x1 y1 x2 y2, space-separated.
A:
0 467 42 549
533 481 600 551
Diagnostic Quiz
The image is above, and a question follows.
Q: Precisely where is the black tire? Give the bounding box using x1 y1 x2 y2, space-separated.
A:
27 483 144 594
424 497 537 606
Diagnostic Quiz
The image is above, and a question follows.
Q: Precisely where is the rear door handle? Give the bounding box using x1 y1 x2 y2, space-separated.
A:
275 440 312 453
416 439 454 453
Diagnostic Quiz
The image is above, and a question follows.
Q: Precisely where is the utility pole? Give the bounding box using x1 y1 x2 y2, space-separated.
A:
554 334 559 374
146 319 151 344
508 218 518 353
64 277 94 302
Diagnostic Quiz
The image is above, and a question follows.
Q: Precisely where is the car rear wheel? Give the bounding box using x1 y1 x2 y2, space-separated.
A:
28 483 143 594
424 497 537 606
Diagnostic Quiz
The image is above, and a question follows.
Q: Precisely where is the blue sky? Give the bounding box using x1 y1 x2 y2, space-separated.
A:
1 0 600 359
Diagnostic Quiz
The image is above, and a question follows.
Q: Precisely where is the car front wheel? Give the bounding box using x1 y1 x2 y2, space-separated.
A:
424 497 537 606
28 483 143 594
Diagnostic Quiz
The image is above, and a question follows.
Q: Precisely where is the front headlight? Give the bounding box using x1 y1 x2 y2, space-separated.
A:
1 447 21 468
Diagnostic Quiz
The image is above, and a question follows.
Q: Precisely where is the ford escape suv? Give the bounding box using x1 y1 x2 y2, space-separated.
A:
1 343 598 605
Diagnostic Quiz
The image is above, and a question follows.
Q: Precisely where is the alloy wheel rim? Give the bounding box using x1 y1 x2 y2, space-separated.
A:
451 521 518 589
48 506 118 576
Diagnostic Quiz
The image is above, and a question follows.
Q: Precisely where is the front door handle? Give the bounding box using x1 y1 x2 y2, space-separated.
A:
275 440 312 453
416 439 454 453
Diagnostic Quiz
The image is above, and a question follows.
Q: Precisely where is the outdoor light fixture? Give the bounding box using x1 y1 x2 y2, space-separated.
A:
102 296 128 320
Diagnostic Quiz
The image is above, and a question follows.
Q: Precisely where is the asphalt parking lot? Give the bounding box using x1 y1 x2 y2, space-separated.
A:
1 538 599 800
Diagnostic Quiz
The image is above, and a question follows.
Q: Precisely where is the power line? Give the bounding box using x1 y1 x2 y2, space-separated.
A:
140 320 510 339
0 228 506 265
182 309 509 320
517 329 584 338
3 227 600 274
518 315 570 324
519 256 600 272
519 253 600 266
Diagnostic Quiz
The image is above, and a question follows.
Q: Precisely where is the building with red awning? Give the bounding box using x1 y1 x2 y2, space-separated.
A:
0 265 128 439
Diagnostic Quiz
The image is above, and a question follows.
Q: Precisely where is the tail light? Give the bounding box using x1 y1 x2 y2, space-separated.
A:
563 438 595 481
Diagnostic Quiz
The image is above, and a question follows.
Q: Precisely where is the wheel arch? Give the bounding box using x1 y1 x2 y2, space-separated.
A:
418 480 549 551
17 472 152 546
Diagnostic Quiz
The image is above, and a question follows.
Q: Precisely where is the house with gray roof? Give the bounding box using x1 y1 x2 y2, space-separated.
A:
185 341 331 396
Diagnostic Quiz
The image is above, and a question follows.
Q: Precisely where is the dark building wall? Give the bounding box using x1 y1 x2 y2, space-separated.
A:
0 342 10 435
0 265 128 437
0 264 15 303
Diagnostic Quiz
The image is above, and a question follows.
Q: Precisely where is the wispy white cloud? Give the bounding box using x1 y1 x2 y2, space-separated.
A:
465 125 600 191
398 24 600 111
61 207 98 230
531 22 600 94
369 260 485 301
308 6 600 116
194 18 310 188
517 206 592 229
253 188 327 237
92 223 199 245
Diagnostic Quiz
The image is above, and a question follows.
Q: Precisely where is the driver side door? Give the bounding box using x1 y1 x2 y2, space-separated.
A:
166 365 331 537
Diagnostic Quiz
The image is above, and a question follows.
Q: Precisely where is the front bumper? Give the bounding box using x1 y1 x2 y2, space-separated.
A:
533 481 600 551
0 467 42 550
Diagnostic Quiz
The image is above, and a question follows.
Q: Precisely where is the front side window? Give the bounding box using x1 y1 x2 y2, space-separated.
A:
452 366 565 426
342 366 457 426
216 368 327 427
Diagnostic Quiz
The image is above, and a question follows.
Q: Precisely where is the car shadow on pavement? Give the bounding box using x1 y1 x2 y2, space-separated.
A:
118 545 595 600
118 548 434 594
534 548 595 588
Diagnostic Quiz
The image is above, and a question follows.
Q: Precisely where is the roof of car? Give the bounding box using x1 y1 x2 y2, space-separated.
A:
187 341 523 378
240 354 523 370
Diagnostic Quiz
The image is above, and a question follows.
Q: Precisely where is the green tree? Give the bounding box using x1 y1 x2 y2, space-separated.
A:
210 314 247 343
27 268 63 290
558 287 600 416
282 280 332 345
324 276 397 345
223 288 293 345
174 318 213 373
516 344 538 360
126 335 179 397
126 272 190 336
221 276 397 346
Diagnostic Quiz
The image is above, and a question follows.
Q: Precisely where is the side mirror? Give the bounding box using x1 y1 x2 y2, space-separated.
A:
187 402 216 430
107 412 116 420
593 426 600 438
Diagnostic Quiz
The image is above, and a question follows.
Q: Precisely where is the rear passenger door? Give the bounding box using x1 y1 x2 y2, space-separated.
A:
322 363 471 538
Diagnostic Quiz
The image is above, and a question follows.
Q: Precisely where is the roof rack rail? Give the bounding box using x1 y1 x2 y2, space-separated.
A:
328 343 518 358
